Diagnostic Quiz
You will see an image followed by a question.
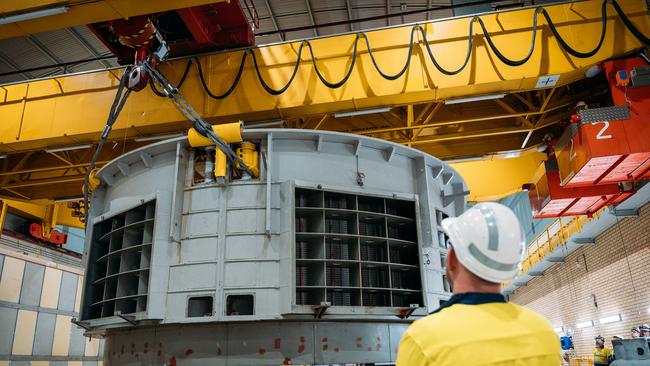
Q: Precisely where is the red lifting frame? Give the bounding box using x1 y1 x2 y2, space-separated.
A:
528 160 635 219
29 223 68 246
555 57 650 187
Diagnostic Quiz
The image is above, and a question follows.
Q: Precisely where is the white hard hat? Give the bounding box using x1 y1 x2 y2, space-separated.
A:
441 202 525 283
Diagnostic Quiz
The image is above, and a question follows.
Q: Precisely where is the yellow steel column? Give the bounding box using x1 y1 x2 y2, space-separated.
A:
0 200 7 234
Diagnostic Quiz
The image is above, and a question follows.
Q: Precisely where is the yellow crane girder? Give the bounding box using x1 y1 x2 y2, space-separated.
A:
1 0 648 154
0 0 229 40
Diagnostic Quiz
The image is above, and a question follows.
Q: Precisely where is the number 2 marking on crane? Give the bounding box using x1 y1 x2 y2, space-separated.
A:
595 121 612 140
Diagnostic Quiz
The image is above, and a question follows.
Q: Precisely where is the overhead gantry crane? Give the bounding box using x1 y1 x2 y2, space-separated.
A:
0 0 649 236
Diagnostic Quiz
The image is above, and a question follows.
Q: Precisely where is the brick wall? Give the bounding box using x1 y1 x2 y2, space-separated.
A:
510 203 650 356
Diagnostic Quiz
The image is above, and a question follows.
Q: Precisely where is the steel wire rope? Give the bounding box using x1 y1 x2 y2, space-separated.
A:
83 71 132 225
143 62 254 177
149 59 193 97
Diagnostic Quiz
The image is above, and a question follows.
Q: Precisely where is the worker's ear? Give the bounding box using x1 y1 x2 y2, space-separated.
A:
447 247 458 272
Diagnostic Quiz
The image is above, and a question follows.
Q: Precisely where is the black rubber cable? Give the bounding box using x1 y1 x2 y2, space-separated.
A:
249 42 307 95
417 20 475 75
194 52 248 99
359 28 417 80
188 0 649 97
305 34 361 89
143 62 254 176
611 0 650 45
540 1 608 59
149 59 193 96
477 9 540 66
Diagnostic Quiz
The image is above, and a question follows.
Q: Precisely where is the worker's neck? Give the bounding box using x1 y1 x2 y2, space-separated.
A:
451 272 502 294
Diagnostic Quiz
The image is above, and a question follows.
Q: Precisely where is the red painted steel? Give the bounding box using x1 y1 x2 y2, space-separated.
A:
29 223 68 245
555 57 650 187
528 160 634 218
89 1 254 65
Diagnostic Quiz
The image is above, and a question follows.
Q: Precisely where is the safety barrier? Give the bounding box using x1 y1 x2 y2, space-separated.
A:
503 209 602 287
571 356 594 366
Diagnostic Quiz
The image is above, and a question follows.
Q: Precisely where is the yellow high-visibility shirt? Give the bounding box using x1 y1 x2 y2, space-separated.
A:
593 347 613 365
396 293 561 366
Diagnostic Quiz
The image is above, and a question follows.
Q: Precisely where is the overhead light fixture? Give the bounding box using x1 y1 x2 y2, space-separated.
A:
245 119 286 128
444 156 484 163
553 326 564 333
0 154 6 159
45 144 93 153
334 107 391 118
54 196 84 203
134 133 184 142
585 65 602 78
600 314 622 324
444 93 506 105
576 320 594 329
521 130 533 149
0 6 69 25
491 150 521 159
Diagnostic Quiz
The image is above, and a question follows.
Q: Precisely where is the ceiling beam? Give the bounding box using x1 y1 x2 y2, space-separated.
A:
0 50 34 80
26 35 66 75
66 27 114 69
263 0 284 42
304 0 318 37
0 174 86 190
386 0 391 26
345 0 354 31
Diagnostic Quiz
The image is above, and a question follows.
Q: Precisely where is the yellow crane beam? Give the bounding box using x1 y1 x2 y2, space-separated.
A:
1 0 647 154
0 0 229 40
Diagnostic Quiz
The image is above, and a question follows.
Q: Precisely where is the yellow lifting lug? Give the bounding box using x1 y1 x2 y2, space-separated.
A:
82 169 102 194
215 149 228 179
236 141 259 178
187 121 243 147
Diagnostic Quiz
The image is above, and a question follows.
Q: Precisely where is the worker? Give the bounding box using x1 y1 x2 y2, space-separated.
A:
631 327 641 338
641 324 650 337
396 202 561 366
594 335 613 366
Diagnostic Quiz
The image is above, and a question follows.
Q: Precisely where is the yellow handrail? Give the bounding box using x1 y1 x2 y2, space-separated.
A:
571 356 594 366
503 209 603 288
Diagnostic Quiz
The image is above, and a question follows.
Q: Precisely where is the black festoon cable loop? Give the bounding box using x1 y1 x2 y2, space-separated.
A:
249 41 308 95
194 51 248 99
477 8 541 67
611 0 650 44
541 0 608 59
166 0 650 97
358 27 417 80
417 16 477 75
305 34 361 88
